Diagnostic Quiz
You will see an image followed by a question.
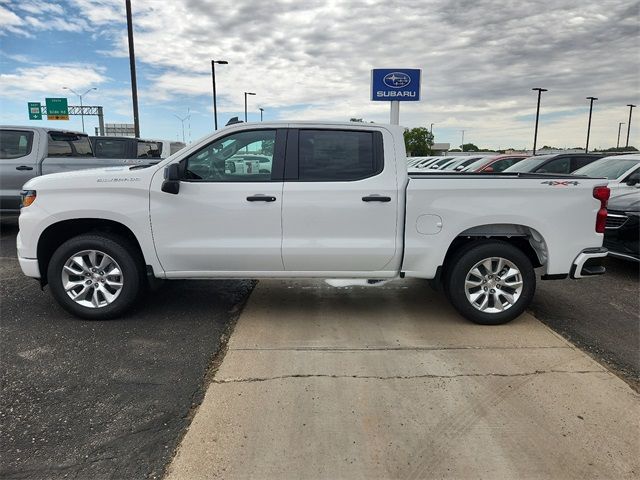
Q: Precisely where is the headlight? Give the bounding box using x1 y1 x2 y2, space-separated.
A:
20 190 37 208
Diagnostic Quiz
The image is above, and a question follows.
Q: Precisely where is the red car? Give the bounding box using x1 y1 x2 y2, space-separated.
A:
462 154 528 173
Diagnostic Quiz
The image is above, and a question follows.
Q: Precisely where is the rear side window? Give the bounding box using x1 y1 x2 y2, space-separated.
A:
137 141 162 158
94 139 129 158
537 157 570 174
0 130 34 159
571 156 598 171
298 130 380 181
48 132 93 157
488 157 522 172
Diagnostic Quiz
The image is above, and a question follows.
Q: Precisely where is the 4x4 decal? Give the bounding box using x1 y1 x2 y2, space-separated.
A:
541 180 580 186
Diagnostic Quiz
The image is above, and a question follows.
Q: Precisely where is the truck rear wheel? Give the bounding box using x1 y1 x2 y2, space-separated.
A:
47 233 142 320
446 240 536 325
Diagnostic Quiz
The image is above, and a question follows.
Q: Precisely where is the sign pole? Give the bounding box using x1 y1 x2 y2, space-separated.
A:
390 101 400 125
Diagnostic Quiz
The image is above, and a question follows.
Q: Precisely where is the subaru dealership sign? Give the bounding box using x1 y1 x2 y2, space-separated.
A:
371 69 421 101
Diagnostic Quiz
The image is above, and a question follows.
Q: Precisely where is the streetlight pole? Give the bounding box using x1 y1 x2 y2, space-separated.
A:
626 104 636 147
585 96 598 153
211 60 228 130
244 92 256 122
461 130 465 150
125 0 140 138
259 107 264 121
531 87 547 155
430 123 434 134
62 86 97 133
617 122 625 149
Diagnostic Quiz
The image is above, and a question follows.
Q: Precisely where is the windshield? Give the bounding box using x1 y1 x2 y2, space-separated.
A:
462 156 493 171
573 157 640 179
504 155 553 172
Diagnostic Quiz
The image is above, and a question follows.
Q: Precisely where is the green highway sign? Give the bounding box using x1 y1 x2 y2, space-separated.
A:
28 102 42 120
45 97 69 120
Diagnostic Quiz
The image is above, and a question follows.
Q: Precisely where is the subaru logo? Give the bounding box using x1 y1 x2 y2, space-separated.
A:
383 72 411 88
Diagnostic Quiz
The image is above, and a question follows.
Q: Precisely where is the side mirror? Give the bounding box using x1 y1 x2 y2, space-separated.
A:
625 172 640 187
161 163 180 194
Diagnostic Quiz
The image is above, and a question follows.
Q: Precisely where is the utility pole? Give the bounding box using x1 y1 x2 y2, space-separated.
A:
125 0 140 137
259 107 264 121
461 130 465 150
173 109 191 143
617 122 625 149
626 104 636 147
211 60 228 130
585 96 598 153
532 87 547 154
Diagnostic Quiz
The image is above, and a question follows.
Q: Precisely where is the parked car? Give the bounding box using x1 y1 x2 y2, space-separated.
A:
461 155 529 173
408 157 441 169
504 153 606 174
18 122 609 325
572 154 640 194
90 136 185 160
1 126 100 214
441 156 484 171
603 190 639 262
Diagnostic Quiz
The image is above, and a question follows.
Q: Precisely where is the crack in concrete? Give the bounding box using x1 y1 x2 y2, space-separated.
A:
212 369 605 384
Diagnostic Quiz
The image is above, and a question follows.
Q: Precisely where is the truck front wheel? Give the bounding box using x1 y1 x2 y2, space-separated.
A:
47 233 142 320
446 240 536 325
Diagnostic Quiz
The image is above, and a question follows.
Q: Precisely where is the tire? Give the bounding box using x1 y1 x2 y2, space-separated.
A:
446 240 536 325
47 233 142 320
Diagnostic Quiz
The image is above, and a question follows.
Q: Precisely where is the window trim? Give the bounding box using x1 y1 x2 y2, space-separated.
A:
284 128 384 182
180 128 286 183
0 129 35 160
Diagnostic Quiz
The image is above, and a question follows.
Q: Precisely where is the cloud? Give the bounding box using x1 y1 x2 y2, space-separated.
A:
2 0 639 147
0 64 108 95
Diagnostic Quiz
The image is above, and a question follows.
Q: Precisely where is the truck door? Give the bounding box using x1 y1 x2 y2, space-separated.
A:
0 129 39 212
150 128 286 274
281 128 400 273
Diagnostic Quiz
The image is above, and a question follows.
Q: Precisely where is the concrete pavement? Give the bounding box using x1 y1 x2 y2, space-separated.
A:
165 280 639 479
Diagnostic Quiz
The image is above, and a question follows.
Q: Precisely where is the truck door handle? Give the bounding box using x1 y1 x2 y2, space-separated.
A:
16 166 33 171
362 195 391 202
247 195 276 202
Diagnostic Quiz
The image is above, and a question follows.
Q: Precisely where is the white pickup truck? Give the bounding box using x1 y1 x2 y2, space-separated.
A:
17 122 610 324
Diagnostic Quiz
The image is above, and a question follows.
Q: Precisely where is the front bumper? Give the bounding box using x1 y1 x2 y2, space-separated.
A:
570 247 608 279
19 256 40 278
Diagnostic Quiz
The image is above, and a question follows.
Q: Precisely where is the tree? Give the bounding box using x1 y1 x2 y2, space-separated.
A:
461 143 479 152
404 127 434 156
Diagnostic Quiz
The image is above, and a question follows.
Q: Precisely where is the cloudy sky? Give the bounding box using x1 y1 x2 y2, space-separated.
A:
1 0 639 149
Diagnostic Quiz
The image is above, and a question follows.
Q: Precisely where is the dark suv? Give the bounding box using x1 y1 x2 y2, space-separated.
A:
504 153 606 174
605 189 640 262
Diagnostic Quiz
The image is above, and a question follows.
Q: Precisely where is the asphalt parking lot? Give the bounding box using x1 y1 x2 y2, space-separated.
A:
0 220 253 479
1 218 638 478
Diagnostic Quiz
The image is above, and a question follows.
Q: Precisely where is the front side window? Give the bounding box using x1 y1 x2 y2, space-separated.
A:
488 157 521 172
183 129 276 182
47 132 93 157
0 130 34 159
298 130 378 181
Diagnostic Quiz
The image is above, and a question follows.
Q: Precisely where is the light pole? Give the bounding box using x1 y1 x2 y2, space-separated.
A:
62 86 97 133
173 109 191 143
617 122 626 149
125 0 140 137
259 107 264 121
531 87 547 155
244 92 256 122
585 96 598 153
461 130 465 151
211 60 228 130
626 104 636 147
430 123 434 135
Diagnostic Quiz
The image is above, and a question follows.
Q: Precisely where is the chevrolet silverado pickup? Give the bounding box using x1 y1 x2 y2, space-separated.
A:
0 126 169 214
17 122 610 324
